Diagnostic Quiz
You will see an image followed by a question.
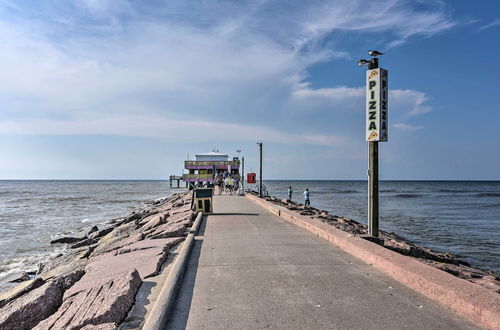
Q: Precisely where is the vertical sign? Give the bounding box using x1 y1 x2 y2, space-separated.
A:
366 68 389 142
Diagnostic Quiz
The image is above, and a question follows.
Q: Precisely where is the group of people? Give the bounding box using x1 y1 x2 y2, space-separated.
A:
214 173 240 195
287 186 311 208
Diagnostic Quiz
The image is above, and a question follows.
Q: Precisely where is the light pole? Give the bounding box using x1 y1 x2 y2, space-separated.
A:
358 50 388 238
257 142 263 197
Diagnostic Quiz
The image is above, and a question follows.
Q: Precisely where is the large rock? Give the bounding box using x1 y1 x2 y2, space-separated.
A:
0 280 62 330
81 323 117 329
139 213 168 231
0 277 44 308
91 233 144 257
144 222 187 240
114 237 184 255
65 240 172 298
34 270 141 330
51 236 84 244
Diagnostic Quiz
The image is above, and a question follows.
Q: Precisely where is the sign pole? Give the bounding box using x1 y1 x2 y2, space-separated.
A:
368 141 379 237
363 55 389 238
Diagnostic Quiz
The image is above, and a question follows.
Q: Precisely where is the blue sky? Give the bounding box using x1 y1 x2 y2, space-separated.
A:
0 0 499 180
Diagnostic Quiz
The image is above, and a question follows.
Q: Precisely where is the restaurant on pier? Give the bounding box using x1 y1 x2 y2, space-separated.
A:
183 151 241 187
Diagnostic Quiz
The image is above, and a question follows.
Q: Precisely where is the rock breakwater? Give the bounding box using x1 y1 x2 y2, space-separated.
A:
0 191 195 330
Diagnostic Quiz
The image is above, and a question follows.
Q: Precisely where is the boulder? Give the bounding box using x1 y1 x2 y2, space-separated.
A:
114 237 184 255
139 213 168 231
71 238 97 249
34 270 141 330
0 272 30 285
87 225 99 236
91 233 144 257
51 236 84 244
144 222 187 240
89 227 114 239
0 280 62 330
65 243 169 298
81 323 117 329
0 277 45 308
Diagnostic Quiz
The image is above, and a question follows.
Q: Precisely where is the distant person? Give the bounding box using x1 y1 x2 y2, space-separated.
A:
303 188 310 208
287 186 293 200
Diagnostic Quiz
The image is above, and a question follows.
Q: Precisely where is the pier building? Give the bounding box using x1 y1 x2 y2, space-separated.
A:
183 151 240 185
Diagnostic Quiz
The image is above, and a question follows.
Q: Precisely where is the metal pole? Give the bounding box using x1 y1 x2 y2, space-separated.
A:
259 143 263 197
368 57 379 238
242 156 245 192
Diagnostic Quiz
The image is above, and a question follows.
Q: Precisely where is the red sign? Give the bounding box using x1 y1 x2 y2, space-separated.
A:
247 173 256 184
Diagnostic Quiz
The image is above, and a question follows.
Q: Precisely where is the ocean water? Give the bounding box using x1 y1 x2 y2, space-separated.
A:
261 180 500 273
0 180 181 276
0 180 499 277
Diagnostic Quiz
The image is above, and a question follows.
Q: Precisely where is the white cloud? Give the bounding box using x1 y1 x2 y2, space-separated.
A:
290 85 431 118
393 122 423 131
0 115 349 148
478 18 500 31
0 0 449 143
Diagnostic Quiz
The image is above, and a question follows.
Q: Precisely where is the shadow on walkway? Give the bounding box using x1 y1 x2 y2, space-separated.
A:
164 215 207 329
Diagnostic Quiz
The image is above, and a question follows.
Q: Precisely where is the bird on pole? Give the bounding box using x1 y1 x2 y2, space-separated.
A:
368 50 384 57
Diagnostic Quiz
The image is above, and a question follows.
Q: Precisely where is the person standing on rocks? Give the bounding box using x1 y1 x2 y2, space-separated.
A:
287 186 293 200
303 188 310 208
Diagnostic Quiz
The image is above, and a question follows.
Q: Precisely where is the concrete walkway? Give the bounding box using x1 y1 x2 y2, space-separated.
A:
166 195 478 330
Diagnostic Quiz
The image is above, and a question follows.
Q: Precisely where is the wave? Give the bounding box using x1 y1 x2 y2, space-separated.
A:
334 190 359 194
393 193 424 198
437 189 471 193
475 192 500 198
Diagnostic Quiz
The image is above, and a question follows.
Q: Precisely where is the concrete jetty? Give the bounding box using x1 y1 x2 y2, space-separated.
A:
165 195 479 329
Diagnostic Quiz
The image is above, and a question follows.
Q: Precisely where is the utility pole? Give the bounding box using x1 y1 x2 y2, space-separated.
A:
359 51 388 238
257 142 263 197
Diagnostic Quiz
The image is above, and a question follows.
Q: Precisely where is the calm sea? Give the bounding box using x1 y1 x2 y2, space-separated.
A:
0 180 499 276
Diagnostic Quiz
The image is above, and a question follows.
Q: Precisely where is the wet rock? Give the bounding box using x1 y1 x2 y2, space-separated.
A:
0 280 62 330
0 277 45 308
71 238 97 249
51 236 84 244
0 272 30 285
34 270 141 330
90 227 114 239
87 225 99 236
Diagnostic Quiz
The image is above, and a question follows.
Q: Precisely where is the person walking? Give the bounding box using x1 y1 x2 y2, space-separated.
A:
303 188 310 208
287 186 293 200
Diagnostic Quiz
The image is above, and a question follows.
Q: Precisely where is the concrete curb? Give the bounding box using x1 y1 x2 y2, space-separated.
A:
245 193 500 330
142 212 204 329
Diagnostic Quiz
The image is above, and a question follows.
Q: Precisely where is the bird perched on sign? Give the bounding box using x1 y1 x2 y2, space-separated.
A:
368 50 384 56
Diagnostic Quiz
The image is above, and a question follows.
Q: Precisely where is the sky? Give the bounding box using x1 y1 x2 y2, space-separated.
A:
0 0 499 180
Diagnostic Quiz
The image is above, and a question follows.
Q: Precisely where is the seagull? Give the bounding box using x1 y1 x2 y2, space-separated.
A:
368 50 384 56
358 59 370 66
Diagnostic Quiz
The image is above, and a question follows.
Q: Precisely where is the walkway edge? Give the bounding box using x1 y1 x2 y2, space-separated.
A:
245 194 500 330
142 211 204 330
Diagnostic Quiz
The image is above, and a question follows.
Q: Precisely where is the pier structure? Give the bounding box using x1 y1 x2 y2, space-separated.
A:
151 194 498 330
183 151 240 188
169 175 185 188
